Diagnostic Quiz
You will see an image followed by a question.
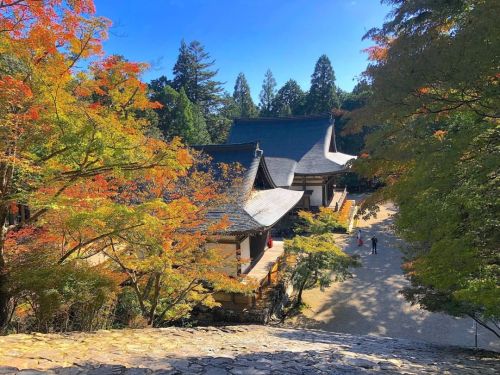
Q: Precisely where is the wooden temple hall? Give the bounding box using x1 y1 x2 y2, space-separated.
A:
192 142 304 280
228 115 356 210
193 115 355 293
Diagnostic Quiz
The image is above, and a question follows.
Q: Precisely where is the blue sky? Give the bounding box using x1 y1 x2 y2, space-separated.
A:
95 0 390 101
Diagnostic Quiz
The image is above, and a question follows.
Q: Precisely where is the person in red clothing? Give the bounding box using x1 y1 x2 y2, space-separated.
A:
267 234 273 248
357 229 363 246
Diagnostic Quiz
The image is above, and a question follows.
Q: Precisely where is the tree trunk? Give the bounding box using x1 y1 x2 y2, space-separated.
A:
147 274 161 326
295 255 313 306
0 207 10 329
295 272 310 306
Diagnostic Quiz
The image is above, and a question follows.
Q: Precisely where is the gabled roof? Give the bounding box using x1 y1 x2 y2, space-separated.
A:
227 115 356 187
205 188 303 234
192 142 275 197
244 188 303 227
192 142 303 234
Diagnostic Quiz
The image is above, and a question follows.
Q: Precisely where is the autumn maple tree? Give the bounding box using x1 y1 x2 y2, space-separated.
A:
0 0 248 331
284 209 359 306
351 0 499 336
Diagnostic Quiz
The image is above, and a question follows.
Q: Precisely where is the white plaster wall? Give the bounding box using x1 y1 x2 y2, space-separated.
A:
240 237 251 274
307 185 323 206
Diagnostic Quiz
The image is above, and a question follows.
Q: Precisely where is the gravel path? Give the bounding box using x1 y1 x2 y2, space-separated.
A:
0 325 498 374
295 201 500 352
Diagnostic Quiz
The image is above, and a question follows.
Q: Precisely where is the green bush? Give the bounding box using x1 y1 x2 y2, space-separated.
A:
8 250 118 333
113 287 145 328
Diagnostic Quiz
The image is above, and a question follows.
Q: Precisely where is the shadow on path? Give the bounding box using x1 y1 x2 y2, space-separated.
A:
293 202 500 351
1 329 498 375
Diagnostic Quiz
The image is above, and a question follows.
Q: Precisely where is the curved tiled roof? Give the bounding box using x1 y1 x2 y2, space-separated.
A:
192 142 302 234
192 142 264 197
205 187 303 234
244 188 303 227
228 115 356 187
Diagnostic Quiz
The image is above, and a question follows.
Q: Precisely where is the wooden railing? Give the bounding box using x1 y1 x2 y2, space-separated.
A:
329 186 348 211
337 187 347 211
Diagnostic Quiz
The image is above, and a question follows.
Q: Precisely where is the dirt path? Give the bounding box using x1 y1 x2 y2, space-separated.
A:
292 201 499 351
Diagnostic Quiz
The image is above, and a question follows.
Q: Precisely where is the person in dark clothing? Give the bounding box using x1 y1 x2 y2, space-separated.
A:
371 236 378 254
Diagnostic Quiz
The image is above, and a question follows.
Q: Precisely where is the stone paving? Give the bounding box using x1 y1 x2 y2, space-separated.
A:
0 325 498 374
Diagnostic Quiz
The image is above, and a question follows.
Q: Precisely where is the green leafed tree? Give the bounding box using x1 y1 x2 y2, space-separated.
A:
335 80 373 155
353 0 500 336
285 209 359 305
271 79 306 117
306 55 339 114
149 81 211 145
232 72 258 118
171 87 211 145
205 93 238 144
259 69 277 117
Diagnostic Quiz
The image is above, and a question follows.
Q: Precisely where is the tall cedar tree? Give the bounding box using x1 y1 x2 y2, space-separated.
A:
0 0 249 330
353 0 500 336
172 40 223 115
259 69 277 117
306 55 339 114
271 79 306 116
232 73 258 118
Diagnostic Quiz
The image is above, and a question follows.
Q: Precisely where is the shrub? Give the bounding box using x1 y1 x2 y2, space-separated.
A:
8 250 118 333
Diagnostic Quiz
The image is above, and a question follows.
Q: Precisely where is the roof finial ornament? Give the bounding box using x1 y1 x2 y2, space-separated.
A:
255 141 263 157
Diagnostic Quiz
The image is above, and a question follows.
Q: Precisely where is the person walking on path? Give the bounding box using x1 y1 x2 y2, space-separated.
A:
357 229 363 246
371 235 378 254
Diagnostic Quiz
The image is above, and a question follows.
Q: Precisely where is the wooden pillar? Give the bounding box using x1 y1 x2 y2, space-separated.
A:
236 241 241 276
322 183 326 206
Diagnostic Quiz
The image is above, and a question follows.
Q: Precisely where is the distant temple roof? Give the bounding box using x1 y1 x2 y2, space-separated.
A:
227 115 356 187
192 142 303 234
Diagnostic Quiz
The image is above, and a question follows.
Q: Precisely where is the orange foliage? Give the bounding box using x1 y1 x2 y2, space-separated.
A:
336 199 354 227
417 86 430 94
364 45 388 62
433 130 448 141
0 0 247 327
364 35 391 62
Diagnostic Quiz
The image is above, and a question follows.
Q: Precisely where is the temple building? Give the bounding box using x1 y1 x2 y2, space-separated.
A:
193 142 303 279
227 115 356 210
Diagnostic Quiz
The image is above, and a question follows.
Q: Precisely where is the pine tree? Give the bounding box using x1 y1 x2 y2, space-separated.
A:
259 69 277 117
172 40 223 114
232 73 258 118
272 79 306 116
306 55 339 114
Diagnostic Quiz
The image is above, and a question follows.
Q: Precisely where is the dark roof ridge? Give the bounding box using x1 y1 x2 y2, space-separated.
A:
234 114 333 123
191 142 260 152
